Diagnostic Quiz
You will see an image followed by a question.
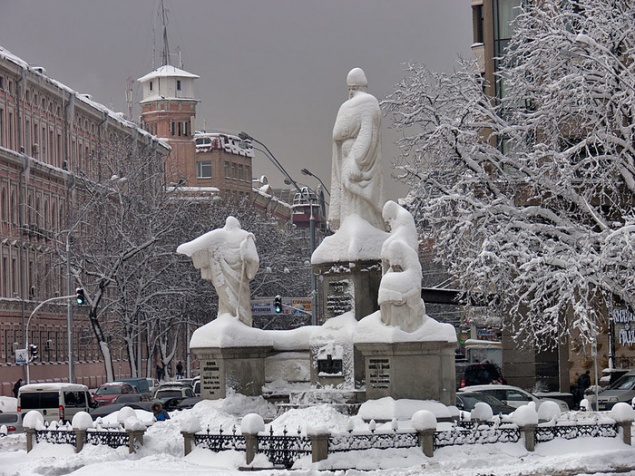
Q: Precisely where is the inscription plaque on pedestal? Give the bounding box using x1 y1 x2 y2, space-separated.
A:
201 359 222 399
368 357 391 390
326 279 353 316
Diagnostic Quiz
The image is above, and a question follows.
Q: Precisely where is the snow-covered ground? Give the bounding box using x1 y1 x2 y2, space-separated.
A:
1 392 634 476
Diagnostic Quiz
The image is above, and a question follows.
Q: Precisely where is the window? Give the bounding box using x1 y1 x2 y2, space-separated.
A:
149 81 153 91
0 76 3 90
196 161 212 179
224 161 230 178
176 80 181 91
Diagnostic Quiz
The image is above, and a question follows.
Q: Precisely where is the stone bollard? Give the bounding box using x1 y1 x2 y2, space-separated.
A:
519 424 537 452
25 428 36 453
182 432 195 456
127 429 145 454
309 432 330 463
417 429 436 457
74 429 87 453
244 432 259 465
617 422 632 446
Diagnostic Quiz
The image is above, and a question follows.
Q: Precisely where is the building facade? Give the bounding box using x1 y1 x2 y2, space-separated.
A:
0 45 170 394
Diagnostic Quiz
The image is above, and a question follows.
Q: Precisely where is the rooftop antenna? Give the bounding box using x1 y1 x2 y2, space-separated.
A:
160 0 171 66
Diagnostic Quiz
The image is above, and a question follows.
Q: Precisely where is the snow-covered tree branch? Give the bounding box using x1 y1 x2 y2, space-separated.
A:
384 0 635 349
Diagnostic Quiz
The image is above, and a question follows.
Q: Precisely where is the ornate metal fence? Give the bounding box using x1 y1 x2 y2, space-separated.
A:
86 428 130 448
35 426 76 446
329 430 419 452
193 425 246 452
257 427 312 469
535 422 618 443
434 423 521 449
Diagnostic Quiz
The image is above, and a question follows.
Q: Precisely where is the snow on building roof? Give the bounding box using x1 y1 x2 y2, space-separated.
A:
0 45 170 151
137 64 200 83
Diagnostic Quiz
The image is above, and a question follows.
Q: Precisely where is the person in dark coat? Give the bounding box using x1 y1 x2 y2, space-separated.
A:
12 378 22 398
577 370 591 403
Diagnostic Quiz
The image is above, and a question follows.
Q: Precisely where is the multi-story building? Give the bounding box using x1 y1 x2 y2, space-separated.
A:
0 45 170 394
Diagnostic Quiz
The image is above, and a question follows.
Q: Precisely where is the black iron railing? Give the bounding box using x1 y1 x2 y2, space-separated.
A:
194 425 246 452
329 430 418 452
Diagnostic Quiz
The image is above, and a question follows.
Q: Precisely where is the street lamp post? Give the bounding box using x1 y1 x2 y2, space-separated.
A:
25 293 75 384
239 131 319 324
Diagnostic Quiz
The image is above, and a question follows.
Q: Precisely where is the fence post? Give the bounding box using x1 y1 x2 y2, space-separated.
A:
127 429 145 454
74 429 87 453
309 432 330 462
244 432 259 465
25 428 36 453
182 432 195 456
519 424 536 452
417 429 436 457
617 422 632 446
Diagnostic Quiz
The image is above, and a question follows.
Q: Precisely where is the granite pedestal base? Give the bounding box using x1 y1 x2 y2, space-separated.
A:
356 341 456 405
193 346 272 399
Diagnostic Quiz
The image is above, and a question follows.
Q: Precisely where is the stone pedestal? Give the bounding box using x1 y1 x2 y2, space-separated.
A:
193 346 272 399
355 341 456 405
314 260 382 324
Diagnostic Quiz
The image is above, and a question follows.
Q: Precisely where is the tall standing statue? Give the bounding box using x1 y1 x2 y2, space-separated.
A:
329 67 385 232
177 216 259 327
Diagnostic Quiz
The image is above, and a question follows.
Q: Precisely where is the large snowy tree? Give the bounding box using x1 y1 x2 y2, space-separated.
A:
383 0 635 348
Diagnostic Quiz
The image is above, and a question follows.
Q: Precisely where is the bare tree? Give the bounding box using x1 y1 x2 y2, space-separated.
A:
383 1 635 349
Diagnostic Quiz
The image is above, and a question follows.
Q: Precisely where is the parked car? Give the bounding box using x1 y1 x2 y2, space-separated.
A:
92 382 139 407
459 384 570 412
153 386 196 400
459 363 504 388
156 381 193 391
455 392 516 415
192 376 200 396
0 412 23 433
115 378 152 399
595 370 635 411
176 397 203 410
18 383 92 423
89 401 154 420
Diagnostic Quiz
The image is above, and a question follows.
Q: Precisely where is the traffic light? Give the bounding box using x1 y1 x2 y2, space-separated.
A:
274 295 283 314
28 344 38 360
76 288 85 305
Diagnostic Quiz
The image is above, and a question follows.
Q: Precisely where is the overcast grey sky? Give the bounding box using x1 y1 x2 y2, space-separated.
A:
1 1 472 201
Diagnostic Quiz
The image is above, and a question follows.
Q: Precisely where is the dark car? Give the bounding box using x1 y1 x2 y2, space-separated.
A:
460 363 504 388
456 392 516 415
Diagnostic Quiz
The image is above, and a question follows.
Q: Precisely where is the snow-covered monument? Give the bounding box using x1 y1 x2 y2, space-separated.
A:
178 68 457 407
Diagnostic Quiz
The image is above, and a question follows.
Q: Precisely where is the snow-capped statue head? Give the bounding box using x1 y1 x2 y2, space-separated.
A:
347 67 368 98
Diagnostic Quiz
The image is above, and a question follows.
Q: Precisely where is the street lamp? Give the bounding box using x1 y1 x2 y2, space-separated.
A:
301 168 330 196
238 132 301 193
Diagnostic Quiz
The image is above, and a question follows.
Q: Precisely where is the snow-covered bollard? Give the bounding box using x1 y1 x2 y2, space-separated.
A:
124 416 146 454
610 402 635 446
512 405 539 451
180 413 202 456
471 402 494 424
411 410 437 457
241 414 265 465
22 410 44 453
71 411 94 453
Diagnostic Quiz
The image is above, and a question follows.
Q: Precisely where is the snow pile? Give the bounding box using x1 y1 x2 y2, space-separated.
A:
272 404 352 435
411 410 436 431
240 414 265 434
512 404 539 426
71 412 94 430
537 400 562 422
355 310 457 343
22 410 44 430
358 397 452 422
471 402 493 421
609 402 635 423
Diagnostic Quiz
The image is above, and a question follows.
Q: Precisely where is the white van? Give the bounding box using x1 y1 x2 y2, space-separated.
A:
17 383 92 423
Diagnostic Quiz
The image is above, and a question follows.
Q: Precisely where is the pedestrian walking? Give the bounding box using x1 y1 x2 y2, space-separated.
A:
176 361 183 379
577 369 591 403
12 378 22 398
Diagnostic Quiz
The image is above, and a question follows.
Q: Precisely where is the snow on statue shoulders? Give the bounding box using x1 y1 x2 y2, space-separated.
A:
177 216 259 327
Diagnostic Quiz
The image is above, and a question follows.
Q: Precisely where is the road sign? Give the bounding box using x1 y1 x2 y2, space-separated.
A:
15 348 27 364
